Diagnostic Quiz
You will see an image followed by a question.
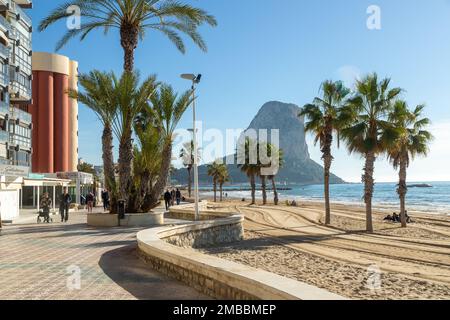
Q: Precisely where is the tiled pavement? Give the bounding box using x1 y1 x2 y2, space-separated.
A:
0 210 209 300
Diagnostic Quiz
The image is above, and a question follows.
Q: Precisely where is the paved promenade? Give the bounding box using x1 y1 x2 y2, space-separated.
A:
0 210 208 300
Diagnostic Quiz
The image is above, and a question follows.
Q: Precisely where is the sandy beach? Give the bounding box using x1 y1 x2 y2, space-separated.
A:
197 198 450 300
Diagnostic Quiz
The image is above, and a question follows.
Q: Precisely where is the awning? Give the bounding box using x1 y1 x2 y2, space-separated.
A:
22 178 71 187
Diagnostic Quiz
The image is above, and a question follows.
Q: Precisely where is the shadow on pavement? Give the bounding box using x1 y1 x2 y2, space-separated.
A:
98 244 211 300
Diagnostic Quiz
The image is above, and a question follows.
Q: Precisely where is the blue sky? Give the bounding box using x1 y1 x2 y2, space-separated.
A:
31 0 450 182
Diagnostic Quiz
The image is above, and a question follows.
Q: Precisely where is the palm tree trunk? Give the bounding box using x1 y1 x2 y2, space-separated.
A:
149 142 173 207
102 124 117 214
220 183 223 201
213 180 217 202
398 157 408 228
187 166 192 198
322 125 333 225
271 177 279 205
120 25 138 72
323 154 332 225
118 128 133 210
250 174 256 205
363 151 376 233
261 176 267 205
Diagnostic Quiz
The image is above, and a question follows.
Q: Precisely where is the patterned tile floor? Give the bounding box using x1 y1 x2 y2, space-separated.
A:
0 211 208 300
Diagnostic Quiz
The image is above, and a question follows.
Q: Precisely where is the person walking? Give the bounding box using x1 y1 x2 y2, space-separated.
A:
164 190 172 211
59 187 72 222
40 192 52 223
86 192 94 213
101 190 110 211
176 189 182 205
170 189 176 206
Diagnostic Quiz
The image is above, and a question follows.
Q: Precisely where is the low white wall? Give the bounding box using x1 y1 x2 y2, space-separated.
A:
87 212 164 228
0 190 19 222
137 217 347 300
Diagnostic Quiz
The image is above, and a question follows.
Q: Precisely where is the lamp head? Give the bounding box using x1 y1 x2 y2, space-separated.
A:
181 74 196 81
181 73 202 84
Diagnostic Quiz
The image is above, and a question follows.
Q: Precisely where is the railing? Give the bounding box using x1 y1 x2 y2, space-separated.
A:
14 27 31 49
10 107 31 123
10 80 31 100
10 133 31 149
12 2 32 27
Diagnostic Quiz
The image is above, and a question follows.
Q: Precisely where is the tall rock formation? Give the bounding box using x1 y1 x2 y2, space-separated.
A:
173 101 345 185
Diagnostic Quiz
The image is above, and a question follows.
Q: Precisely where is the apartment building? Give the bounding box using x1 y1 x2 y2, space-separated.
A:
0 0 32 176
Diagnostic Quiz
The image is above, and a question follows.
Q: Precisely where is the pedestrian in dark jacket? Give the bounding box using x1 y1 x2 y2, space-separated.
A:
176 189 181 205
170 189 176 206
164 190 172 211
59 187 72 222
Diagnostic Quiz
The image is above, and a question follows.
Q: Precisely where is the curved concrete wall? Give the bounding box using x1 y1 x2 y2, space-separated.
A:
30 52 78 173
137 217 347 300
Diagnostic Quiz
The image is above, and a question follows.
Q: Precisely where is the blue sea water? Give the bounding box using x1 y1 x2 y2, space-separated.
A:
203 182 450 214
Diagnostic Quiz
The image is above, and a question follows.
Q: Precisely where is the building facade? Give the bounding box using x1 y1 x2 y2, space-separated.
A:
0 0 33 176
28 52 79 173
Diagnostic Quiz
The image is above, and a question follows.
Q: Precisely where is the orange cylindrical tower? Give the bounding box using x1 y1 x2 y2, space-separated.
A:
37 71 54 173
30 52 79 174
54 73 69 172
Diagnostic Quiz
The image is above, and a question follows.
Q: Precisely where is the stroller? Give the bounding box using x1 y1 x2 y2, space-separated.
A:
37 209 53 223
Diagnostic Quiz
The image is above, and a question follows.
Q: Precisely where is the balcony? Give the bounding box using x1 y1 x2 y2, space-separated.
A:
13 2 31 27
0 68 9 87
9 133 31 149
14 27 30 49
9 106 31 124
0 129 8 143
0 99 8 115
0 13 10 34
0 41 9 60
9 67 31 101
0 0 8 11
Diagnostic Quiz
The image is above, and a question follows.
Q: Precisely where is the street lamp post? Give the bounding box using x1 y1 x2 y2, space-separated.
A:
181 74 202 221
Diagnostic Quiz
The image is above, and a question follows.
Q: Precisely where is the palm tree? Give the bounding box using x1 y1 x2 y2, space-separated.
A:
68 70 118 213
217 166 230 202
39 0 217 72
112 72 158 208
131 124 163 212
146 84 193 207
266 145 284 205
237 138 260 205
207 161 223 202
388 101 433 228
300 81 350 223
341 73 402 232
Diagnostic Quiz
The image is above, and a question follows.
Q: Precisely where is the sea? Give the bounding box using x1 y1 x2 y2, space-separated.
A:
200 182 450 215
